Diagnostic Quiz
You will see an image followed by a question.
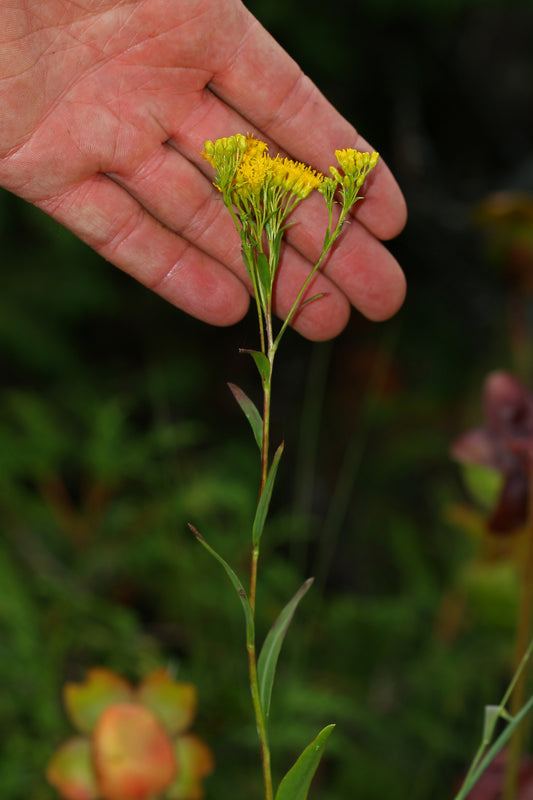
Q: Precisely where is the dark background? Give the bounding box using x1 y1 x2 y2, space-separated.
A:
2 0 533 798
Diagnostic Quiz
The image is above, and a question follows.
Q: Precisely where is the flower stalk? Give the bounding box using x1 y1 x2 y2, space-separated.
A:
201 133 379 800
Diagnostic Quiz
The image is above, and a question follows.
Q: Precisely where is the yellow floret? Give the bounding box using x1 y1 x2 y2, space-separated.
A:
334 148 379 178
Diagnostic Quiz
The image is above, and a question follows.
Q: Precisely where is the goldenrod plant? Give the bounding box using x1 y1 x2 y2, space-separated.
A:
195 134 379 800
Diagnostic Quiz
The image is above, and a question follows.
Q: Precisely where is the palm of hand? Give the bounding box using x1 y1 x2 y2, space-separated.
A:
3 1 239 187
0 0 407 338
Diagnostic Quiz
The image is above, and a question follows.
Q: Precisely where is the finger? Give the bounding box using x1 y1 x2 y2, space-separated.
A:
207 12 407 241
38 172 250 327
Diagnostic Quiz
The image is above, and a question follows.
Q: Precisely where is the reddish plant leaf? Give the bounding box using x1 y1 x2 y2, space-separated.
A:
137 669 197 736
46 736 99 800
451 371 533 534
64 668 133 735
166 734 215 800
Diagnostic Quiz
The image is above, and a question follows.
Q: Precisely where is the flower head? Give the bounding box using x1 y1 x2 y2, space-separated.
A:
201 134 247 194
201 134 377 341
203 134 323 207
316 148 379 215
233 143 272 201
201 133 247 168
202 134 326 307
333 148 379 192
335 148 379 176
46 668 214 800
241 133 268 160
269 156 323 200
451 371 533 533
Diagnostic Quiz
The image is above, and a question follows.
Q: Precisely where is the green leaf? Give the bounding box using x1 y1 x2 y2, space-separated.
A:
189 524 254 642
275 724 335 800
240 246 254 285
297 293 326 311
482 705 502 744
252 442 284 545
256 252 272 299
240 349 271 386
461 463 502 511
228 383 263 452
258 578 314 720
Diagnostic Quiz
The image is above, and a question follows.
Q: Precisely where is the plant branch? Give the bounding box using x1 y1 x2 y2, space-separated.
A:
503 464 533 800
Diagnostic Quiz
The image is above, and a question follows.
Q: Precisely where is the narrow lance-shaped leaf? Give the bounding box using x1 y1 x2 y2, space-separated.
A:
240 245 255 285
275 724 335 800
189 524 254 643
256 252 273 299
240 349 271 387
228 383 263 452
252 442 284 546
257 578 314 721
296 293 326 312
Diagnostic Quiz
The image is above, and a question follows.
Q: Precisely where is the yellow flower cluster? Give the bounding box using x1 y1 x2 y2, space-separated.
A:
201 134 380 347
335 148 379 177
202 136 379 209
329 148 379 192
202 133 247 166
233 143 272 201
202 134 323 204
202 134 247 196
269 156 323 200
318 147 379 211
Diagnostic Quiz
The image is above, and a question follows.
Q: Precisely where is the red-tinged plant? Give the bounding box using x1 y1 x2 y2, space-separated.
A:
46 668 213 800
451 370 533 534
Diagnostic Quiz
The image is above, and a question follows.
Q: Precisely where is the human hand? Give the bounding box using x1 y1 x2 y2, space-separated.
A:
0 0 407 341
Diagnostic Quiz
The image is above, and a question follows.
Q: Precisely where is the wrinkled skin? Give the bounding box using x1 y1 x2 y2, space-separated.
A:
0 0 407 340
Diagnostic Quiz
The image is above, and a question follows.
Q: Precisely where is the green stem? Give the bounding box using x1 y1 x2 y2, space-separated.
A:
273 251 326 352
247 633 273 800
245 191 353 800
262 300 275 485
250 249 266 355
248 300 276 800
249 307 274 615
273 212 349 352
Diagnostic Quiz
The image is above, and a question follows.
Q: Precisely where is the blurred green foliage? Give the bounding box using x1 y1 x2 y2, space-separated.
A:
2 1 533 799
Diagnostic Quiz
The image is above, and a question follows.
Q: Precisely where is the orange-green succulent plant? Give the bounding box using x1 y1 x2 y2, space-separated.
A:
46 668 214 800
